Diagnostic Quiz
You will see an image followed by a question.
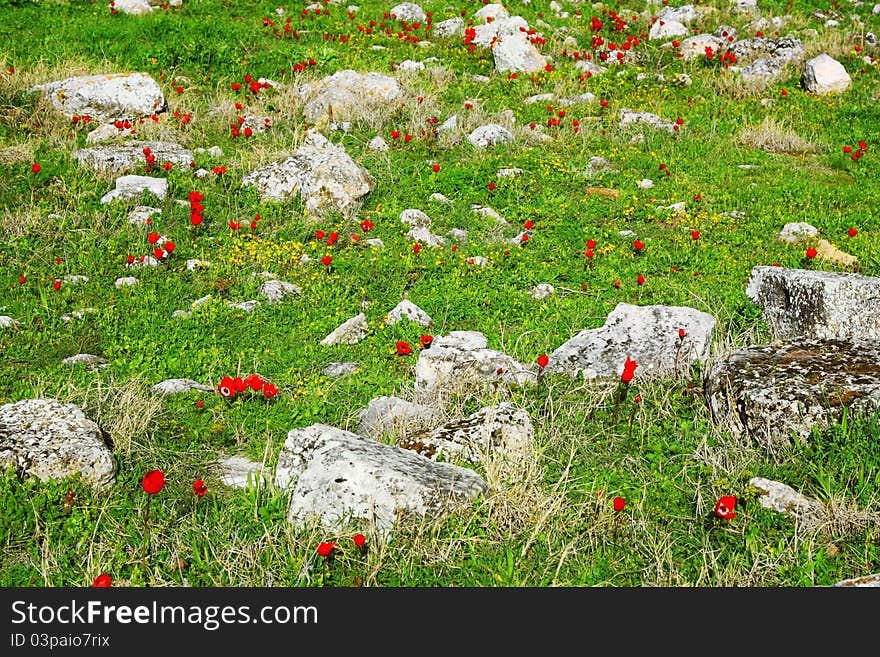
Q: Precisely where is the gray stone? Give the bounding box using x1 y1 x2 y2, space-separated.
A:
114 276 139 288
833 573 880 587
745 266 880 341
406 225 446 247
389 2 425 22
432 17 464 38
529 284 555 300
100 175 167 204
400 208 432 228
704 338 880 448
322 362 360 377
0 399 116 489
150 378 215 395
274 424 487 539
748 476 824 523
386 300 432 326
85 122 137 145
545 303 716 380
493 32 548 74
414 331 537 399
216 455 269 489
0 316 18 329
649 19 689 40
62 353 107 368
401 402 533 466
467 124 514 148
113 0 153 15
259 279 302 303
30 72 165 122
73 141 193 175
802 53 852 95
297 70 402 124
619 109 679 133
242 132 376 214
320 313 368 345
357 396 439 440
227 300 259 313
127 206 161 225
778 222 818 243
656 4 699 23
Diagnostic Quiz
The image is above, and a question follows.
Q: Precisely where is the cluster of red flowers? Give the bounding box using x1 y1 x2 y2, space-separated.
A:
217 374 279 399
843 140 868 161
317 534 366 558
189 191 204 226
396 335 433 355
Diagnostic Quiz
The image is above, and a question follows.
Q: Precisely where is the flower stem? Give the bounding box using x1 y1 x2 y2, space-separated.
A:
140 495 151 578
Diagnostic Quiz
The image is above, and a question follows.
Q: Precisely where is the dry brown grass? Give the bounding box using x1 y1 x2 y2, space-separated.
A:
738 116 821 155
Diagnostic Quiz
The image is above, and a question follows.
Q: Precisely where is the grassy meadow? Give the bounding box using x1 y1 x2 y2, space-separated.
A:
0 0 879 587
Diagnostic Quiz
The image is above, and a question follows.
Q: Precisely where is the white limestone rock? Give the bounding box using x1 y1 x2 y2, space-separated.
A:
357 396 439 440
802 54 852 95
274 423 487 539
778 222 818 243
259 279 302 303
0 398 116 489
30 72 165 122
386 300 432 326
545 303 716 380
149 378 215 395
748 477 824 524
297 70 402 124
320 313 368 346
467 124 514 148
216 455 269 489
100 175 168 204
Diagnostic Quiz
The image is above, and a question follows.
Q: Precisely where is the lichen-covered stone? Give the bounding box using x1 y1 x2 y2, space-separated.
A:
297 70 402 124
747 476 824 523
357 396 439 441
320 313 368 345
149 378 215 395
0 399 116 489
274 424 487 539
704 338 880 448
745 266 880 340
545 302 715 380
30 72 166 122
467 124 514 148
73 141 193 175
100 175 168 204
242 132 375 214
386 300 432 326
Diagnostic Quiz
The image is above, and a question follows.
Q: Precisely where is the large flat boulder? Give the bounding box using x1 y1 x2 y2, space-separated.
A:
0 399 116 489
73 141 194 175
746 266 880 340
30 72 166 122
704 338 880 448
242 132 376 215
274 424 487 539
545 303 715 380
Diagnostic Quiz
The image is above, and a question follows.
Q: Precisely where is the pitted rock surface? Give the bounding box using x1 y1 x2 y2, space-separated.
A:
745 266 880 340
297 70 402 124
73 141 194 175
357 396 439 441
414 330 537 399
545 303 716 380
0 399 116 489
30 72 166 122
399 402 534 465
274 424 487 539
242 132 376 214
704 338 880 448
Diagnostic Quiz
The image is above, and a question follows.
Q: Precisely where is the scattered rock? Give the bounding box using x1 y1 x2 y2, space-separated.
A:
833 573 880 587
320 313 368 346
467 124 514 148
274 423 487 539
802 53 851 95
73 141 193 175
529 283 555 300
216 455 269 489
748 476 824 524
0 398 116 489
0 316 18 328
100 175 168 204
114 276 139 288
62 354 107 369
778 222 818 243
704 338 880 448
259 279 302 303
357 396 439 440
322 362 360 377
745 266 879 341
297 70 402 124
545 303 716 380
386 300 432 326
149 379 215 395
30 72 166 122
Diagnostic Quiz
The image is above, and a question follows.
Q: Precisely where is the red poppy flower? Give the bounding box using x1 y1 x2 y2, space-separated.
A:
524 220 534 230
244 374 264 391
31 163 41 174
805 247 817 259
153 247 164 259
315 229 326 240
148 232 160 244
431 163 440 172
537 354 549 368
488 182 496 191
612 280 621 288
360 219 374 232
193 479 208 497
353 533 366 547
714 495 737 520
859 140 867 151
232 377 246 393
53 280 61 291
587 239 597 250
691 230 700 240
396 341 412 355
218 376 236 398
262 383 279 398
420 334 433 349
93 573 112 587
848 227 858 237
636 274 646 285
141 469 165 494
317 541 336 557
633 239 645 251
321 255 332 266
613 496 625 512
412 243 421 253
621 357 638 383
163 241 175 254
678 328 686 339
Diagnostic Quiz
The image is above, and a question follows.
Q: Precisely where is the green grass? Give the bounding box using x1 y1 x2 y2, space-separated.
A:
0 0 878 587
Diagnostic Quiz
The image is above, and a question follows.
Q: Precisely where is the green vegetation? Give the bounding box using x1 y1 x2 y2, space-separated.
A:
0 0 878 587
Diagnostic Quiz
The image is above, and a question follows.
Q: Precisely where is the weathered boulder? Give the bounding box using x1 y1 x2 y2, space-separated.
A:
389 2 425 22
745 266 880 341
467 124 514 148
297 70 402 124
619 109 680 134
398 402 534 466
357 396 439 440
0 399 116 489
432 17 464 38
386 300 432 326
833 574 880 587
704 338 880 448
493 32 548 74
73 141 194 175
30 72 165 122
274 424 487 538
149 378 215 395
100 175 167 203
414 331 537 399
113 0 153 15
545 303 716 380
320 313 368 346
802 54 851 95
748 476 824 524
242 132 376 214
259 279 302 303
216 455 269 489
